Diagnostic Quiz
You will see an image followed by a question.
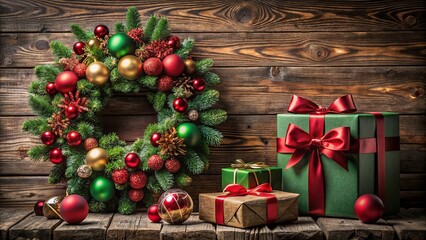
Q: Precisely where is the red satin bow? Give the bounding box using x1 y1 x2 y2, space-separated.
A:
283 123 351 215
288 95 357 114
215 183 277 225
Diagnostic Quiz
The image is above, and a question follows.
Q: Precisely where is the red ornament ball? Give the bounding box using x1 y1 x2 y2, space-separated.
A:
55 71 78 94
150 132 161 147
165 158 181 173
354 194 384 223
129 172 147 189
46 82 57 95
41 131 55 145
94 24 109 38
65 105 79 119
147 204 161 223
143 57 163 76
173 97 188 113
129 189 144 202
49 148 64 164
162 54 184 77
125 152 140 169
73 63 87 78
73 41 86 55
60 194 89 224
167 35 180 49
162 192 187 211
66 131 82 147
112 169 128 185
34 200 44 216
148 155 163 171
157 75 174 92
192 78 206 92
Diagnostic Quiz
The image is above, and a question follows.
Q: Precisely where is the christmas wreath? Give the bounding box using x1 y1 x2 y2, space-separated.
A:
23 7 227 214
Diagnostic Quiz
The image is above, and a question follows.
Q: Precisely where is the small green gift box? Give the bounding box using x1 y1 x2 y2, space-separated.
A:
221 160 282 190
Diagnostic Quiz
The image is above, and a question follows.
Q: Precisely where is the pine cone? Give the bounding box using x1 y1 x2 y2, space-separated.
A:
141 40 173 60
59 53 80 71
127 28 144 45
174 74 193 98
47 112 70 137
157 128 186 157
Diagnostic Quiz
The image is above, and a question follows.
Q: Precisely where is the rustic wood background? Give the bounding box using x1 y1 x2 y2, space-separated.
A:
0 0 424 210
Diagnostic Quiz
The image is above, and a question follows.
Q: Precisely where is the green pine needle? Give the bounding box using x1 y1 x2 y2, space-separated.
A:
118 192 137 214
142 191 154 207
114 22 126 33
175 38 194 59
153 92 166 112
50 41 72 59
28 145 50 161
184 150 205 174
138 75 157 89
143 15 158 42
131 138 145 153
99 133 126 149
126 7 142 30
175 172 193 187
29 95 54 118
22 118 49 135
70 24 93 42
89 200 107 213
146 175 162 193
48 163 66 184
151 17 169 41
203 72 221 86
199 126 223 146
190 89 219 110
155 170 174 191
196 58 213 74
76 122 95 139
34 65 61 82
199 109 227 126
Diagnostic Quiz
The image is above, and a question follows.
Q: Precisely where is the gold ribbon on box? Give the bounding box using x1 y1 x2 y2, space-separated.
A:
230 159 271 186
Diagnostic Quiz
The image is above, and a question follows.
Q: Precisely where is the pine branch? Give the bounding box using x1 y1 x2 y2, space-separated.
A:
89 199 107 213
184 150 204 174
103 56 119 69
107 146 126 162
155 170 174 191
29 80 48 95
77 79 96 94
199 126 223 146
22 118 49 135
195 58 213 74
118 191 136 214
29 95 54 118
138 75 157 89
146 175 162 193
126 7 142 31
50 41 72 59
203 72 220 86
190 89 219 110
175 38 194 59
199 109 227 126
114 22 126 33
142 191 154 207
77 122 95 139
99 133 126 149
28 145 50 161
85 45 106 62
175 172 193 187
111 79 141 93
131 138 144 153
151 17 169 41
143 15 158 42
153 92 166 112
48 163 66 184
105 160 126 175
34 65 61 82
70 24 93 42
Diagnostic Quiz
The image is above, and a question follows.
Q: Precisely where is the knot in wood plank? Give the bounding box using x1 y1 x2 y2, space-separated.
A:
404 15 417 27
309 44 330 61
35 40 49 50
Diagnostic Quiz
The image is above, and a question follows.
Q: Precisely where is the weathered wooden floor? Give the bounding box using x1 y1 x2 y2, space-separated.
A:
1 208 425 240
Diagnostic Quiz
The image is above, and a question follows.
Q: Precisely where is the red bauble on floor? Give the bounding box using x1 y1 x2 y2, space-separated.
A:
55 71 78 94
41 131 56 145
125 152 141 168
147 204 161 223
49 148 64 164
34 200 44 216
354 194 384 223
66 131 82 147
60 194 89 224
162 54 184 77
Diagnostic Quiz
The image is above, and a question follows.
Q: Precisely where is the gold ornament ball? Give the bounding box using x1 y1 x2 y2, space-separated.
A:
157 189 193 224
87 38 101 48
86 62 110 86
77 164 93 178
43 196 64 219
183 59 196 75
85 147 109 171
118 55 143 80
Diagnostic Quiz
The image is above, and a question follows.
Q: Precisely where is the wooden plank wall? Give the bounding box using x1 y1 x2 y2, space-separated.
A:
0 0 425 209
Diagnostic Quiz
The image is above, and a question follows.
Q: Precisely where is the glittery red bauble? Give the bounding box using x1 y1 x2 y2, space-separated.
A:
73 41 86 55
84 138 98 151
60 194 89 224
125 152 140 169
112 169 128 184
192 78 206 92
143 57 163 76
128 189 144 202
94 25 109 38
129 172 147 189
173 97 188 113
34 200 44 215
49 148 64 164
67 131 82 147
167 35 180 49
46 82 57 95
354 194 384 223
55 71 78 94
165 158 181 173
157 75 174 92
150 132 161 147
162 54 184 77
65 105 79 119
41 131 55 145
73 63 87 78
147 204 161 223
148 155 163 171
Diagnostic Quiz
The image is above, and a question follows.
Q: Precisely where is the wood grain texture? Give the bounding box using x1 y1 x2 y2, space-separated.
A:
107 213 162 240
1 67 425 115
53 213 113 240
9 213 62 240
270 216 323 240
160 214 216 240
1 32 425 68
385 208 426 240
0 0 424 33
316 218 394 240
0 208 32 240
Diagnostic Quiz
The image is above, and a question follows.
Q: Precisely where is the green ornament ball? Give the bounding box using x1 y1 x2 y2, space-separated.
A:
107 33 135 58
176 122 201 147
90 176 115 202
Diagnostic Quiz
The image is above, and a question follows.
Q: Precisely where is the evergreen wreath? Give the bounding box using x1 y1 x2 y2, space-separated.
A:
23 7 227 214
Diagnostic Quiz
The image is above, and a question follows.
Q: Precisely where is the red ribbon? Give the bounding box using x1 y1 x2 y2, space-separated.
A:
280 123 351 215
288 95 357 114
371 112 386 204
215 183 277 225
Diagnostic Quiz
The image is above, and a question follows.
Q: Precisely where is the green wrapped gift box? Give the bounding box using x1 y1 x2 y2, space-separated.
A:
277 112 400 218
221 166 282 190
